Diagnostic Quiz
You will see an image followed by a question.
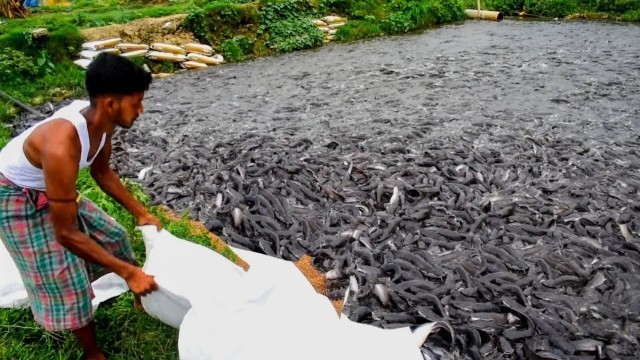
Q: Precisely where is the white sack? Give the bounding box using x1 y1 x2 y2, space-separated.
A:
138 226 269 328
137 226 427 360
0 239 28 308
90 273 129 311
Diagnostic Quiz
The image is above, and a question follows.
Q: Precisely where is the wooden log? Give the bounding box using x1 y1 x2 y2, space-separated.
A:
465 9 503 21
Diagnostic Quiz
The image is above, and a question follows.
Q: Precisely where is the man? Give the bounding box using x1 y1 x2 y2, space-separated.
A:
0 53 159 360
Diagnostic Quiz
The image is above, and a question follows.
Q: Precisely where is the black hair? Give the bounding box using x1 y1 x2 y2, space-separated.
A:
86 52 152 105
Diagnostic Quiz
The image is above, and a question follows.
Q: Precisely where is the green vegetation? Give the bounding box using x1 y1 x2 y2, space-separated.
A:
184 0 467 54
221 35 255 62
265 18 324 52
459 0 640 17
1 0 195 33
621 8 640 21
0 293 179 359
334 19 382 41
525 0 578 17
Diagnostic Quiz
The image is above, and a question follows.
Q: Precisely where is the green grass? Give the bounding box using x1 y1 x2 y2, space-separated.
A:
458 0 640 18
335 19 382 41
621 8 640 21
0 123 10 149
3 64 85 106
0 295 179 359
0 1 196 35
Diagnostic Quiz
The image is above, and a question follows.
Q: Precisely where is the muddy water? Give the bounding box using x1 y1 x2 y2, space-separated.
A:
117 20 640 358
138 20 640 151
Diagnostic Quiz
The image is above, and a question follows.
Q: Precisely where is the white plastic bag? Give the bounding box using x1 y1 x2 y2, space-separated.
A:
138 226 430 360
139 226 268 328
0 239 29 308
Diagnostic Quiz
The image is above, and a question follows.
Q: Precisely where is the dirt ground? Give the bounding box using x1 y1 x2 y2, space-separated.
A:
81 14 196 45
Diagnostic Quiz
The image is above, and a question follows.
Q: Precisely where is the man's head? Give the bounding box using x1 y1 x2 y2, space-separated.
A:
86 53 152 129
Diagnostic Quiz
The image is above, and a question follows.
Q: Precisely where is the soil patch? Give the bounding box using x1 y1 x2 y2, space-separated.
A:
81 14 196 45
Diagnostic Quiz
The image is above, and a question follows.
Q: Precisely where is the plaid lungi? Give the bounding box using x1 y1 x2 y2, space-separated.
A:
0 173 137 331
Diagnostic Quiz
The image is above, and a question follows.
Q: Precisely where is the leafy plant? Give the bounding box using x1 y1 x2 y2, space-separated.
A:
0 48 38 82
322 0 388 19
265 18 323 53
525 0 578 17
382 11 414 33
259 0 314 29
621 8 640 20
184 8 208 42
0 122 10 150
426 0 465 23
221 35 255 62
459 0 524 15
378 0 464 34
0 23 84 62
594 0 639 13
334 19 382 40
36 49 56 75
525 0 578 16
184 2 260 44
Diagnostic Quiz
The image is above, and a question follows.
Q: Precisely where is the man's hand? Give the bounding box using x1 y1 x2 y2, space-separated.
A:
137 213 162 231
124 266 158 296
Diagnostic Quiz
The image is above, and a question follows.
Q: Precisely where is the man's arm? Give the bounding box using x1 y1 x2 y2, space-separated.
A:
43 122 157 295
89 137 161 229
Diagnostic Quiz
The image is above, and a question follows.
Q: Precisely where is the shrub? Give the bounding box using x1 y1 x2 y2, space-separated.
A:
0 101 19 124
46 24 84 61
184 2 260 44
322 0 388 19
221 35 255 62
484 0 525 14
0 123 10 150
378 0 464 34
335 19 382 40
430 0 467 23
525 0 578 17
595 0 639 13
621 8 640 20
0 48 38 83
0 23 83 62
265 18 324 53
222 39 244 61
184 8 209 42
259 0 319 32
0 29 35 56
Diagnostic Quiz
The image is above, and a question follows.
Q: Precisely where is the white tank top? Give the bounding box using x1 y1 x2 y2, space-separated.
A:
0 100 106 190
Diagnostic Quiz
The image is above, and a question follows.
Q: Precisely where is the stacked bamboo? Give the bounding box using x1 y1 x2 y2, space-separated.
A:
314 16 347 44
73 38 224 72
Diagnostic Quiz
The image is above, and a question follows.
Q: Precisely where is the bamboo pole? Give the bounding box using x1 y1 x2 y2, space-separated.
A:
0 89 44 117
465 9 504 21
466 0 503 21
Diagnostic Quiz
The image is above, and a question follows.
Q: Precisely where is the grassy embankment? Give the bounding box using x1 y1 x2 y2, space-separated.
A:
459 0 640 19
